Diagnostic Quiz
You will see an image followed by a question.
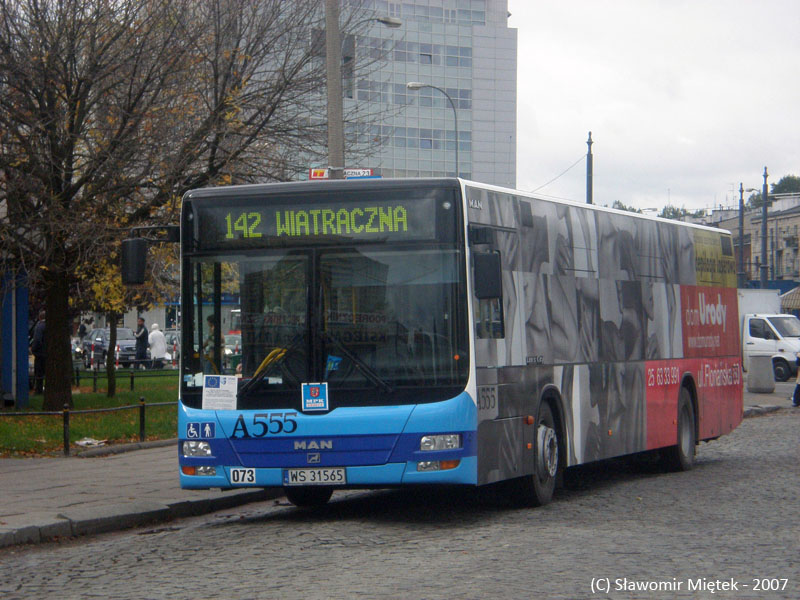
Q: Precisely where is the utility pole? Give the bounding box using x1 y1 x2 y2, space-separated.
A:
760 167 769 288
738 183 745 288
586 132 593 205
325 0 345 179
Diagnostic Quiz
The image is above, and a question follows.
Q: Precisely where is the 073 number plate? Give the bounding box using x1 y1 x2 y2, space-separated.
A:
283 468 346 486
229 468 256 485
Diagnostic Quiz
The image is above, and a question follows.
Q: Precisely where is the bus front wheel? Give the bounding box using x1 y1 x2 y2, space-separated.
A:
661 388 696 471
284 486 333 508
511 402 559 506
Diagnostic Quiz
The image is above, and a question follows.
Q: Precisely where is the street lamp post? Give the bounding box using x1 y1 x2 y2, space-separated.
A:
324 0 344 179
738 183 758 287
586 132 593 205
324 2 401 180
760 167 769 288
406 82 459 177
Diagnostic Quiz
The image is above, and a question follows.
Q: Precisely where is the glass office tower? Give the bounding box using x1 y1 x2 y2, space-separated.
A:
342 0 517 187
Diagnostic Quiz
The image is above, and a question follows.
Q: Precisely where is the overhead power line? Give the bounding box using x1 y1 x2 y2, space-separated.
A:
529 154 586 193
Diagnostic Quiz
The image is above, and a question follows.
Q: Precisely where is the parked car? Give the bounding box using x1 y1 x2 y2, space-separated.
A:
81 328 138 368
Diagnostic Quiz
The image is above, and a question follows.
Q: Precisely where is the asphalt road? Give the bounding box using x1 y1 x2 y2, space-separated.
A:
1 408 797 600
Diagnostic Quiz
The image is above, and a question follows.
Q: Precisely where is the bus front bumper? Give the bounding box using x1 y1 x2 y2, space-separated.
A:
179 456 478 489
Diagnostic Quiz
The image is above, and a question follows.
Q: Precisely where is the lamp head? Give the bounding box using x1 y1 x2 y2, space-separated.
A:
376 16 402 28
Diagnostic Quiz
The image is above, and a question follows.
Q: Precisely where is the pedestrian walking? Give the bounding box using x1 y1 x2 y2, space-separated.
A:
134 317 149 369
792 352 800 407
30 310 46 394
148 323 167 369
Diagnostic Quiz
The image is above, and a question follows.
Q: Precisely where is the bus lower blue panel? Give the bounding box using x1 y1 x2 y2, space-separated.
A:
179 392 479 488
230 434 400 468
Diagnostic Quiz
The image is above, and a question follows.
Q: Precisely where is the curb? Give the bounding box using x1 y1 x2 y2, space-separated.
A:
742 405 783 418
0 488 282 548
75 438 177 458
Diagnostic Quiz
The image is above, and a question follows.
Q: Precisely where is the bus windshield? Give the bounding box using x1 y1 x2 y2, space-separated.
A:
182 246 468 408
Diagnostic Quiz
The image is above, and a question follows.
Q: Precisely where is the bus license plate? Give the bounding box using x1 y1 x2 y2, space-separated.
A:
284 468 346 486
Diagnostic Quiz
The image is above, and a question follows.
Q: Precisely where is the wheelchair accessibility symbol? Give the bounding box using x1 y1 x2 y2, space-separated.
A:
187 422 215 439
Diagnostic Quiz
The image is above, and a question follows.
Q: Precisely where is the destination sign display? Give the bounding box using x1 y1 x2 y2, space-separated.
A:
193 195 442 249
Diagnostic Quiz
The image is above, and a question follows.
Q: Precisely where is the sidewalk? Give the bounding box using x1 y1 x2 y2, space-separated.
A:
0 386 794 548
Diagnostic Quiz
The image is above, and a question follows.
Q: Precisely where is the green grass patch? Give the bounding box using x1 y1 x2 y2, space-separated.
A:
1 370 180 457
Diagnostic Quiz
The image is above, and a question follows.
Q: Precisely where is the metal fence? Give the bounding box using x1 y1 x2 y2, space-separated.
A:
0 398 177 456
73 367 176 393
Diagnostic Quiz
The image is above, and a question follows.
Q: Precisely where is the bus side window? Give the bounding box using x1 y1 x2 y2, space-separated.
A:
473 251 504 338
477 297 505 339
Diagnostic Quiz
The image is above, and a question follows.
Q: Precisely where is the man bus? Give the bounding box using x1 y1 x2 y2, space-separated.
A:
173 178 742 507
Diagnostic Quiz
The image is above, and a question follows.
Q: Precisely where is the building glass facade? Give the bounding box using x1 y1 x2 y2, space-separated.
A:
341 0 516 187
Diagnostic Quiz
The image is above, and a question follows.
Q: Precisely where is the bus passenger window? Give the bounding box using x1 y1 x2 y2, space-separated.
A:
477 297 505 338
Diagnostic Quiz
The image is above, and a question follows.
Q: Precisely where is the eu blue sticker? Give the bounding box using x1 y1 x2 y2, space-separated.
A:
301 382 329 412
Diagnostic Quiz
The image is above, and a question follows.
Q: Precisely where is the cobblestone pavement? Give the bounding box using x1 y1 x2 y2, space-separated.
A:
1 409 798 600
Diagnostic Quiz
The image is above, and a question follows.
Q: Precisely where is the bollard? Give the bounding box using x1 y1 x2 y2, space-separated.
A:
93 368 97 393
746 354 775 393
75 367 80 388
130 370 135 391
139 397 146 442
63 403 70 456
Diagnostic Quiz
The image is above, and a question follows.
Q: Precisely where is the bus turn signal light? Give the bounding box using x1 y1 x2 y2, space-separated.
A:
182 466 196 476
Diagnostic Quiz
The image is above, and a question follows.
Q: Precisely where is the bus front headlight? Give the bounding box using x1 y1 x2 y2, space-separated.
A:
182 441 212 457
420 434 461 451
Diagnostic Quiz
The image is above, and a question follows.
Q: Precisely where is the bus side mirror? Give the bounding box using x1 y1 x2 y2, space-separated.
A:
121 238 148 285
473 252 502 299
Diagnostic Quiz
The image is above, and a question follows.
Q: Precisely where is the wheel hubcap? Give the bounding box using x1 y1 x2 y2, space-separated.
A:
537 425 558 478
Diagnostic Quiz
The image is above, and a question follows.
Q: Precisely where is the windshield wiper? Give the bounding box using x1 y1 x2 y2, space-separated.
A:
320 330 394 394
238 334 304 397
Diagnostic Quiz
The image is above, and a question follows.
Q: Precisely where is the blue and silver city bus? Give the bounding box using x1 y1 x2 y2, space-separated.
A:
176 178 742 507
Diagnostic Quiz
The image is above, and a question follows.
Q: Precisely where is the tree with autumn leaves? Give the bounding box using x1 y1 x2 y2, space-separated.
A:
0 0 337 409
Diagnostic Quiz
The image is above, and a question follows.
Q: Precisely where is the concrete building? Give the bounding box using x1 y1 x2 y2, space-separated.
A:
717 194 800 284
339 0 517 187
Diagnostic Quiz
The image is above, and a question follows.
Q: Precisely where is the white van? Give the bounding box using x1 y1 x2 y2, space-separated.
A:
741 313 800 381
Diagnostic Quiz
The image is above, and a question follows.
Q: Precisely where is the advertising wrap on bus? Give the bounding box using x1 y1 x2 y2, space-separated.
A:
645 285 740 450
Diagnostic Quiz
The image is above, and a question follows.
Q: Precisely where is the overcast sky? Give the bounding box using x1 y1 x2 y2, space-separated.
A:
507 0 800 212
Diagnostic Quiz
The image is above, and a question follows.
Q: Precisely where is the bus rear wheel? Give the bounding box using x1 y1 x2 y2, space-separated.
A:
511 402 559 506
661 388 696 471
284 486 333 507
